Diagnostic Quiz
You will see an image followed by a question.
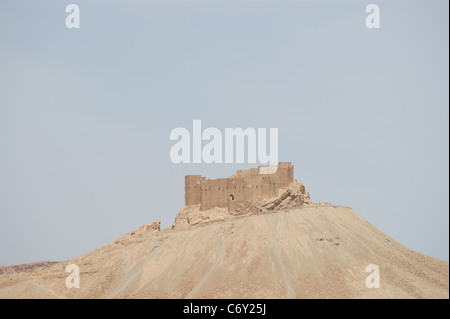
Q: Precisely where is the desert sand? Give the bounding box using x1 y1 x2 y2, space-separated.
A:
0 203 448 299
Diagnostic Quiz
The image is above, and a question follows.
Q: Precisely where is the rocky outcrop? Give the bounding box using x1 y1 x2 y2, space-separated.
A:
130 220 161 235
172 206 230 230
0 261 59 275
112 221 161 247
257 181 311 212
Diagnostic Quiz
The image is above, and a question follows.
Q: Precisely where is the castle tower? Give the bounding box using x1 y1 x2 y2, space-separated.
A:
274 162 294 187
185 175 203 206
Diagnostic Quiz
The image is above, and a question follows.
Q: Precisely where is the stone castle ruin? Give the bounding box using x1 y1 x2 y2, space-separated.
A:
185 162 309 213
173 162 311 229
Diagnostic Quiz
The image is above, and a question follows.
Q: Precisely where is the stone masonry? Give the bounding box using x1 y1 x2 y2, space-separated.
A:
185 162 295 212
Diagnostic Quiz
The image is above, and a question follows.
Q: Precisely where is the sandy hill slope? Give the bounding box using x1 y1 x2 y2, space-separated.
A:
0 203 448 299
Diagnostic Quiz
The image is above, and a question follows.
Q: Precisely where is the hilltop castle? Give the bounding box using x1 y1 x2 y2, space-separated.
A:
172 162 311 229
185 162 298 212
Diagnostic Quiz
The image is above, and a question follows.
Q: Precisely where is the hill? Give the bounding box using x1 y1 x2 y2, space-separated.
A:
0 203 447 298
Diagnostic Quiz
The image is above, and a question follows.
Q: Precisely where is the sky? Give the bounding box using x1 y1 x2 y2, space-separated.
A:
0 0 448 266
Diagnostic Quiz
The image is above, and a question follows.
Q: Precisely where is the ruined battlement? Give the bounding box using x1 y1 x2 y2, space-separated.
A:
185 162 295 211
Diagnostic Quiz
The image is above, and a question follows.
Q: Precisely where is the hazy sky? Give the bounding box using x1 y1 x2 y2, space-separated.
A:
0 0 448 266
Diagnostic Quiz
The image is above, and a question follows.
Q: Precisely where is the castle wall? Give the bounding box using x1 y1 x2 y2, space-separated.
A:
185 162 294 211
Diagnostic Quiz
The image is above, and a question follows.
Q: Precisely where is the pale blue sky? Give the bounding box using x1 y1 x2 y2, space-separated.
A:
0 0 448 265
